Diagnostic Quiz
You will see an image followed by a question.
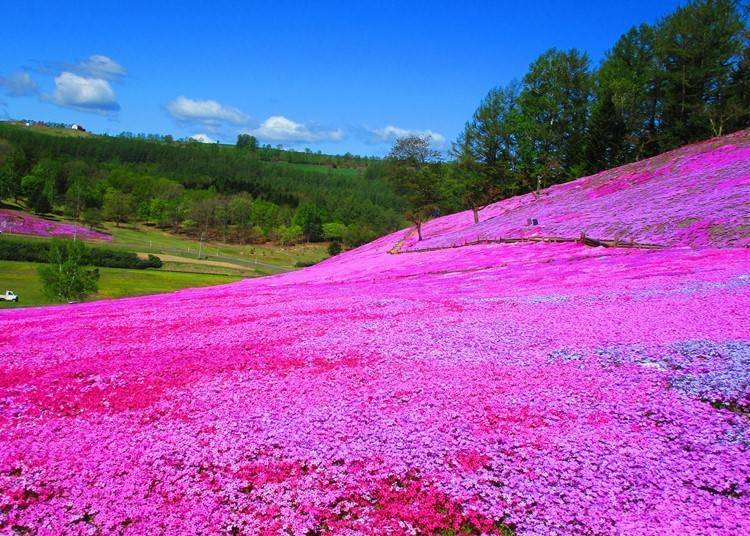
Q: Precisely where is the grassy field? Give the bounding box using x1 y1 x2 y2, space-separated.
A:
0 208 329 307
100 223 329 275
7 122 93 138
0 203 329 277
0 260 241 308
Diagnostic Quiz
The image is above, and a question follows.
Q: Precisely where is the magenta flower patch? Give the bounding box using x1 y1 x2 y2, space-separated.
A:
1 130 750 534
0 209 111 241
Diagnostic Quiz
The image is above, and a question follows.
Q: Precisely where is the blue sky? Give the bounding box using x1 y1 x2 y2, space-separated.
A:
1 0 683 156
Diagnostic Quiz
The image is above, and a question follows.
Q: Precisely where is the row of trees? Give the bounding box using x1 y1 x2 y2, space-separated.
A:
389 0 749 239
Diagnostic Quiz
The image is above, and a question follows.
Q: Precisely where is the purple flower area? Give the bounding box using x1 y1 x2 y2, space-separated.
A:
0 130 749 534
666 340 750 411
590 340 750 412
0 209 111 241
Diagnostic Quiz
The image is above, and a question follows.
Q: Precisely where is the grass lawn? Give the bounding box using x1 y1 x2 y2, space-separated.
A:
0 260 241 308
7 122 93 138
0 207 329 275
0 207 330 300
100 223 329 273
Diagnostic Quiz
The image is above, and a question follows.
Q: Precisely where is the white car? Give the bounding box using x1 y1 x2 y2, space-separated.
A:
1 290 18 302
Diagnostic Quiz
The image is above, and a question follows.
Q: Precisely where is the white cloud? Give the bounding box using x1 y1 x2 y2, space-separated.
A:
248 115 344 143
51 71 119 113
79 54 126 80
0 71 38 97
367 125 446 147
167 96 249 129
189 133 216 143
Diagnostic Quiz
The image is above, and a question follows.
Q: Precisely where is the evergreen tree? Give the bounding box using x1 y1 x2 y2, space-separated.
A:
518 48 593 184
0 141 24 201
655 0 746 145
593 24 661 162
584 91 628 172
21 159 59 213
725 40 750 132
454 83 520 221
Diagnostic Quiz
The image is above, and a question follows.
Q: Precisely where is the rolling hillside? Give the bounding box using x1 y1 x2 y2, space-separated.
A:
0 209 111 241
1 132 749 534
0 121 406 243
403 129 750 251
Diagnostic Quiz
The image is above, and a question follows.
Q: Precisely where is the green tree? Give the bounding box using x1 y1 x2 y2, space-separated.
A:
236 133 258 151
38 240 99 302
584 90 629 172
293 202 324 242
0 141 25 202
454 83 521 222
591 23 661 166
519 48 592 184
102 188 135 227
342 224 377 248
386 135 444 241
82 207 103 229
228 193 254 229
62 160 91 219
726 43 750 132
655 0 746 145
322 222 348 241
277 224 303 245
21 159 59 213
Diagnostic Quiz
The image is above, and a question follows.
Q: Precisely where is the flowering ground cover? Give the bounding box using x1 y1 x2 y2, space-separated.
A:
403 129 750 251
0 210 111 241
1 132 750 534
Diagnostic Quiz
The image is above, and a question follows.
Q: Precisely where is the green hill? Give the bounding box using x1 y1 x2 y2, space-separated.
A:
0 121 406 247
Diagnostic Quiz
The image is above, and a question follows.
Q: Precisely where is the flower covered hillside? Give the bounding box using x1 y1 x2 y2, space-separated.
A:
0 209 111 241
402 129 750 251
1 134 750 534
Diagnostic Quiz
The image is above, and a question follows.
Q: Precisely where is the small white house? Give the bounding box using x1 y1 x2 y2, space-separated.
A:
71 124 86 132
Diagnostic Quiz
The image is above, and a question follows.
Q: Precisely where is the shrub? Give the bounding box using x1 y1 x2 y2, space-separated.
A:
0 236 49 262
323 222 348 241
0 235 162 269
327 240 342 256
277 224 304 246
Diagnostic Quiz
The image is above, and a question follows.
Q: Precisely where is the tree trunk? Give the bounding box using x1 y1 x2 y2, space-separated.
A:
472 208 479 224
416 222 423 241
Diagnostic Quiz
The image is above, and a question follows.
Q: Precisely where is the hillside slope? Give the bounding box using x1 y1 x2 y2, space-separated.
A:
0 121 405 241
0 209 111 241
1 132 749 534
403 129 750 251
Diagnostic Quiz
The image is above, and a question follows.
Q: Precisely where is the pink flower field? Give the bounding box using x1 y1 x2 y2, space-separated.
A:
0 210 111 241
1 132 750 534
402 129 750 251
